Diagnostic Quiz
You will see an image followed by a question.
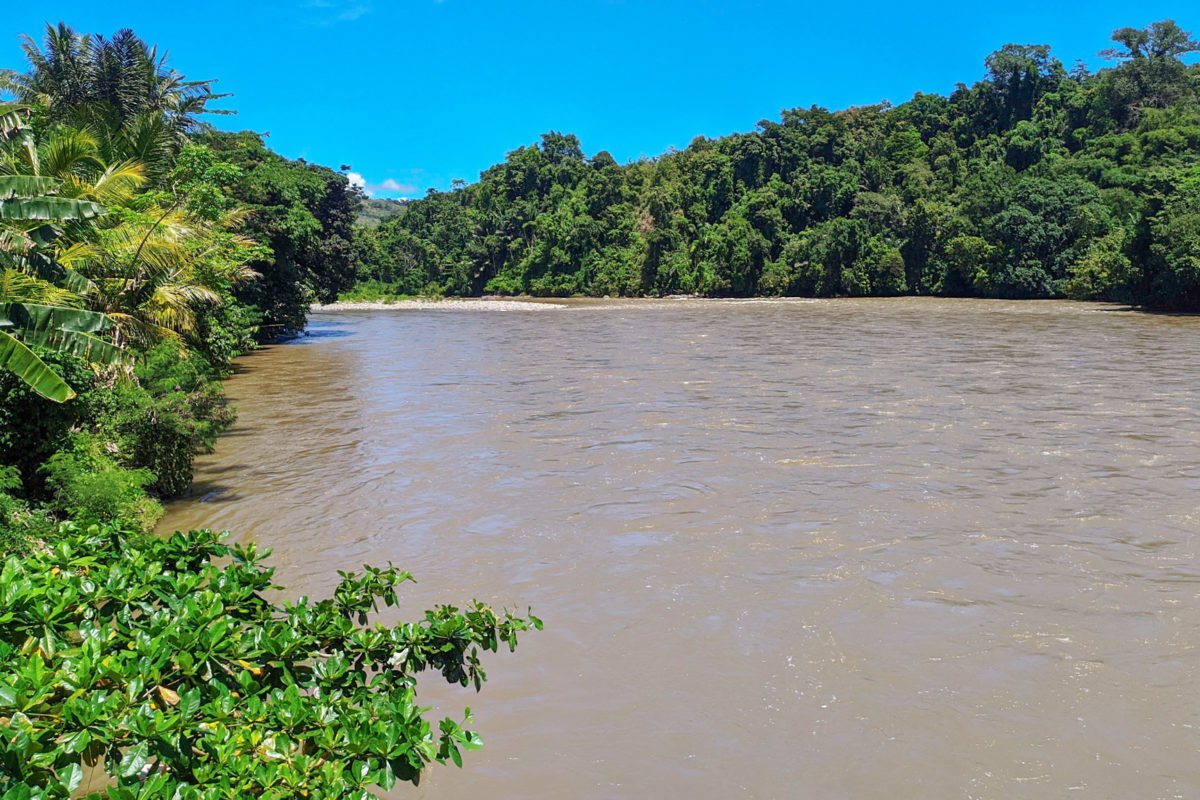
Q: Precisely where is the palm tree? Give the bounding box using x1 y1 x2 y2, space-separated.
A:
65 203 262 348
0 125 148 206
0 100 258 397
0 23 232 148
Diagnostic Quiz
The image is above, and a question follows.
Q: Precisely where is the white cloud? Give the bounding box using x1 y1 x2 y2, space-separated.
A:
347 172 417 198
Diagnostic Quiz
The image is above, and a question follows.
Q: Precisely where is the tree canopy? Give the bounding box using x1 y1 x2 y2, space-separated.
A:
356 20 1200 310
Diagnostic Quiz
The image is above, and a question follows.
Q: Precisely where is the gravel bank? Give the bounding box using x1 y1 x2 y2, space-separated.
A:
311 298 566 312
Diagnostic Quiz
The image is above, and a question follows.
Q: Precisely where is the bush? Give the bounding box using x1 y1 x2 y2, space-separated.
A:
194 300 262 374
41 439 163 531
0 524 540 799
102 345 236 498
337 280 421 303
0 352 101 497
0 467 57 556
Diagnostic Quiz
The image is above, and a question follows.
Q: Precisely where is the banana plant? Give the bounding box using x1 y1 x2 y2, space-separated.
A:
0 264 120 403
0 173 103 222
0 322 77 401
0 155 118 402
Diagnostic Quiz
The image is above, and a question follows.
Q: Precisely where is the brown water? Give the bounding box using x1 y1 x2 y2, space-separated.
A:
160 298 1200 799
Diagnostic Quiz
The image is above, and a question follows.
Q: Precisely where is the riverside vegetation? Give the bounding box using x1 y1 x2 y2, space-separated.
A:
0 15 1196 800
354 21 1200 310
0 23 537 799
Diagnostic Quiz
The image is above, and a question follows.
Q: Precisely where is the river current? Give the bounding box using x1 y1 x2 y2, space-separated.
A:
159 298 1200 799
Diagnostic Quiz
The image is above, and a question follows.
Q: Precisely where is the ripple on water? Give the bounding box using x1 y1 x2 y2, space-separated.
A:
160 298 1200 800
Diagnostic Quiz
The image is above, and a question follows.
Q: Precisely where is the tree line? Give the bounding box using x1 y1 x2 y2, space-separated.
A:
355 20 1200 310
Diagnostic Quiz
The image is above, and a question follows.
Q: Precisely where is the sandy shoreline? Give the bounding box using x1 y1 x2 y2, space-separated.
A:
310 296 1128 315
311 298 566 312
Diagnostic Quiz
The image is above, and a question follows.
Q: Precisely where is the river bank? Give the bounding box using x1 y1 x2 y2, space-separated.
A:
312 298 567 311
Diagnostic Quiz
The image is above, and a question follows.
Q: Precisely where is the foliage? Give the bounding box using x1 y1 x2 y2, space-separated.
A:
204 132 360 335
3 23 231 149
356 20 1200 310
0 467 56 556
337 280 423 303
41 437 163 531
0 24 291 498
0 31 537 799
0 524 541 799
0 351 100 493
99 344 235 497
0 331 76 403
0 123 119 402
191 300 260 375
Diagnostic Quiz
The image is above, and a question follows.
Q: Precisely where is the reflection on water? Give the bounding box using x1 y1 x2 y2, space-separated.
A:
160 298 1200 800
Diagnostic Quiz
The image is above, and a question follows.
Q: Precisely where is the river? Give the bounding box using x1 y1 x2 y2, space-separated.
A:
159 298 1200 799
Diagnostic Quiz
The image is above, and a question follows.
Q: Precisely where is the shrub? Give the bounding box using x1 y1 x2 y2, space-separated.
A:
0 353 101 497
41 439 163 531
337 280 420 303
102 345 236 498
0 467 57 556
194 300 262 375
0 524 540 799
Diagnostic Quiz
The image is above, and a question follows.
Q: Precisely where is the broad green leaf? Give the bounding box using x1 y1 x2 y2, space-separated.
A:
1 303 123 367
0 330 75 402
61 762 83 794
15 327 125 367
16 249 97 296
0 196 104 222
4 302 111 334
118 741 149 779
0 175 60 201
179 688 201 717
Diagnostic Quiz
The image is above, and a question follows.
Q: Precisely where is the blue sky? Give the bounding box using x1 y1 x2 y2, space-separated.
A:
4 2 1198 197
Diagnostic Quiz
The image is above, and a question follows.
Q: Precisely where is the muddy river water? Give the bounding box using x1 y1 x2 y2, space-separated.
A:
159 298 1200 799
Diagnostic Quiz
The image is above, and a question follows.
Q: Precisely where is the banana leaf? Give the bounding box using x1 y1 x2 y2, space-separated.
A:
19 326 125 366
1 303 124 367
0 196 104 222
4 302 111 334
13 250 97 295
0 330 75 402
0 175 60 200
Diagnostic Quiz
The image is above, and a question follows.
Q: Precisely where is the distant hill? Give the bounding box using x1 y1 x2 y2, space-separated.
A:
357 198 409 226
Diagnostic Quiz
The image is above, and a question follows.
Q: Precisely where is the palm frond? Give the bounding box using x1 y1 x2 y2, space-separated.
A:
39 127 103 178
107 310 179 348
0 269 83 307
87 158 147 204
